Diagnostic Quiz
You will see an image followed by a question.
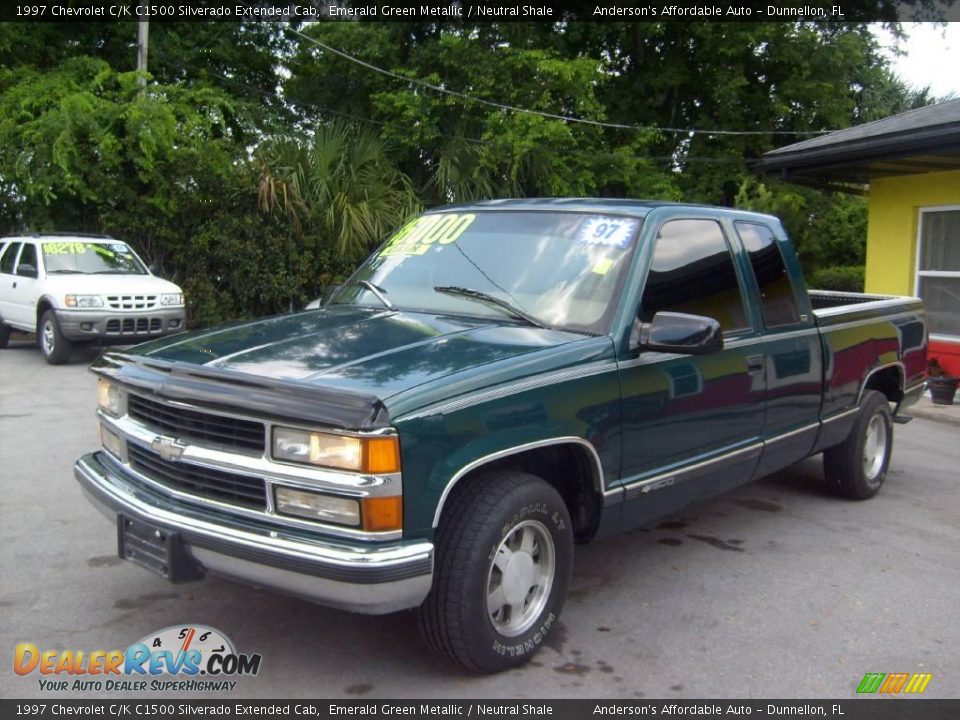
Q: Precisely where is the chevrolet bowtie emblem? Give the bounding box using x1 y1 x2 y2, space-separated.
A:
151 435 186 462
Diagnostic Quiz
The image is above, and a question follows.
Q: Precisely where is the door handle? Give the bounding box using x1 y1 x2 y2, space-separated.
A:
746 355 764 375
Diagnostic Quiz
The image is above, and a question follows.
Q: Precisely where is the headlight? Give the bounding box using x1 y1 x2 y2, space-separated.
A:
100 424 123 459
271 427 400 473
274 487 361 526
97 379 123 416
65 294 103 308
274 487 402 531
159 293 184 306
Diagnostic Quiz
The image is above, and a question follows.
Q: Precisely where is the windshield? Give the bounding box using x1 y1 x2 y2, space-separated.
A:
42 241 147 275
331 210 642 334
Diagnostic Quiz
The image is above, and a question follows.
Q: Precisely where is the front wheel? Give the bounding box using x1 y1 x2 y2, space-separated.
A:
418 470 573 673
823 390 893 499
39 310 72 365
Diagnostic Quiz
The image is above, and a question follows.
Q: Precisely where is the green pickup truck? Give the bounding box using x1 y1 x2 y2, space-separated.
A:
75 199 927 672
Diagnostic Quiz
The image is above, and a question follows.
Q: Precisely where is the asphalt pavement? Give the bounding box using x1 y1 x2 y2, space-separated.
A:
2 336 958 699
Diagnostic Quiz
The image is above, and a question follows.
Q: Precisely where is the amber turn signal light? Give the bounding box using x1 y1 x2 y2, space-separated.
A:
361 496 403 532
364 436 401 474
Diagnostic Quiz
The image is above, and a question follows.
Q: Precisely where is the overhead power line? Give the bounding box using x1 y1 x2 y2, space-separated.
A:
287 27 834 138
151 49 750 164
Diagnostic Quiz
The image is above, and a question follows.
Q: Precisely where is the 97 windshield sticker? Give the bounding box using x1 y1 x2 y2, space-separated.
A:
381 213 476 257
576 216 639 249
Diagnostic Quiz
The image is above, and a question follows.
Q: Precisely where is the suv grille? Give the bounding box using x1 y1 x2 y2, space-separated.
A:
105 318 162 335
106 294 157 310
127 394 266 453
128 444 267 509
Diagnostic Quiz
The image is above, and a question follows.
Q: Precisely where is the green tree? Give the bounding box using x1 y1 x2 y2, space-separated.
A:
256 122 421 258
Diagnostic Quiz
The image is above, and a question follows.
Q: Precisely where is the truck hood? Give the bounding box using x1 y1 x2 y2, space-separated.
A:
42 273 182 295
129 306 593 401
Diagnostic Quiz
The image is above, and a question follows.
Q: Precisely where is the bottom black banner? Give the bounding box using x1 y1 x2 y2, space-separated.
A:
3 699 959 720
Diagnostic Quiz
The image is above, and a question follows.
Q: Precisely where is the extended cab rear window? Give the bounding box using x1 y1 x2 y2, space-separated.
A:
735 222 801 328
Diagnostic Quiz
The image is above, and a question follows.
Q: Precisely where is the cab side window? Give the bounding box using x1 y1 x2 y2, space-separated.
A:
0 242 21 275
17 243 37 272
640 219 749 333
735 222 801 328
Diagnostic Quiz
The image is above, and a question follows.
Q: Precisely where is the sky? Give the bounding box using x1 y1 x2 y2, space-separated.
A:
872 22 960 99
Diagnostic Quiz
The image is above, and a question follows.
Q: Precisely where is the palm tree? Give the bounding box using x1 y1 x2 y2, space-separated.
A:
257 122 420 258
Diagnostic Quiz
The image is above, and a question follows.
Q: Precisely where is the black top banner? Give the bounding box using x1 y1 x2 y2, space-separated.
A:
2 0 959 23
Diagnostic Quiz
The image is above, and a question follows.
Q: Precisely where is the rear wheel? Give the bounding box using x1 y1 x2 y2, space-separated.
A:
418 470 573 673
823 390 893 499
39 310 72 365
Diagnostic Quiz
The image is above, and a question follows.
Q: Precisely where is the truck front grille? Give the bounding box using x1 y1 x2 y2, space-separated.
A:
128 444 267 509
106 294 158 310
128 394 266 454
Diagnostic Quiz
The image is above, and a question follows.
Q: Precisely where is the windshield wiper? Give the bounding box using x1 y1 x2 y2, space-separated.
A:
341 280 395 311
434 286 545 328
47 270 84 274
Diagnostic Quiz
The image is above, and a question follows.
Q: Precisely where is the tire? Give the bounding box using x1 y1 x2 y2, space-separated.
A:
0 322 9 349
418 470 573 673
38 310 72 365
823 390 893 500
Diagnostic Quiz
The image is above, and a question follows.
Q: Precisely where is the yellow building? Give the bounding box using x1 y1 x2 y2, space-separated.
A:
759 99 960 375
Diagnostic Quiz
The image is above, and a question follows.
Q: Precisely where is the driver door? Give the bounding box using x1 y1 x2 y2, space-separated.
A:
616 217 765 528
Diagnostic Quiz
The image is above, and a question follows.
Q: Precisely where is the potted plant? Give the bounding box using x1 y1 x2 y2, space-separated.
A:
927 358 959 405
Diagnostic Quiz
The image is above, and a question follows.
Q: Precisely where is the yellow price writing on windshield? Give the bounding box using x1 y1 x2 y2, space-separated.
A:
44 242 91 255
381 213 476 256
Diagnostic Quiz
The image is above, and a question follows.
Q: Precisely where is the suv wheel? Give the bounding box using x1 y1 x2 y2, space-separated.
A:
0 322 9 349
418 470 573 673
39 310 72 365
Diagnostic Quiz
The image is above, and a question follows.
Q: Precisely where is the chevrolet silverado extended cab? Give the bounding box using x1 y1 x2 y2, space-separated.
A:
0 234 185 364
74 199 926 672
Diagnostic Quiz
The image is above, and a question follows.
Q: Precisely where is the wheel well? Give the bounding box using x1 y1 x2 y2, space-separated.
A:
36 298 55 329
444 443 603 543
864 365 903 405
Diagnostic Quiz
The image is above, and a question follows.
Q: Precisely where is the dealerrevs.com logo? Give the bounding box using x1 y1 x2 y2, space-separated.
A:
14 625 261 692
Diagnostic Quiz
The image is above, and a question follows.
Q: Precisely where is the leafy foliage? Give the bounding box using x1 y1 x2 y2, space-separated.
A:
256 123 421 257
0 20 936 326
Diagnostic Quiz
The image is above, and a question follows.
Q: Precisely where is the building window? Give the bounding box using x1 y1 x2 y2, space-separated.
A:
916 207 960 340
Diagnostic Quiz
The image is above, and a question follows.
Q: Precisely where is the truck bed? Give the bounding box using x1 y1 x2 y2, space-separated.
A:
808 289 903 311
810 290 927 418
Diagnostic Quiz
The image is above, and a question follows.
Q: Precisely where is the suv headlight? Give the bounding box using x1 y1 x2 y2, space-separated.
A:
97 379 123 417
65 294 104 308
271 427 400 474
159 293 184 306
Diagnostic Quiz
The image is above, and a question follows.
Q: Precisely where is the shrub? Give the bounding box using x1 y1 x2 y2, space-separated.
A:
807 265 865 293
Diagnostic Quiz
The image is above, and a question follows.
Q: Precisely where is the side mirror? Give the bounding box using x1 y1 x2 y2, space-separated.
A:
16 263 38 278
631 311 723 356
148 263 160 275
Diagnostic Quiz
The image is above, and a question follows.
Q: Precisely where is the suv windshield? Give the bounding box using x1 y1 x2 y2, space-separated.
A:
331 211 642 334
42 241 147 275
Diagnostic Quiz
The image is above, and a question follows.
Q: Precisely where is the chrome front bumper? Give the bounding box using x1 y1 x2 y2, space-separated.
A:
74 452 434 614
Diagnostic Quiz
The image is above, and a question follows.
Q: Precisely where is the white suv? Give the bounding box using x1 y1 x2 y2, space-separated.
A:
0 234 186 364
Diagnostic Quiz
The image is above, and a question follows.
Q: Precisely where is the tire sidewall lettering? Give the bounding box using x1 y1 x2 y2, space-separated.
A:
491 612 556 657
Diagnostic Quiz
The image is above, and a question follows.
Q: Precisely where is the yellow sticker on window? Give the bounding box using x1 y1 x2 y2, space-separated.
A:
381 213 476 257
592 258 614 275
